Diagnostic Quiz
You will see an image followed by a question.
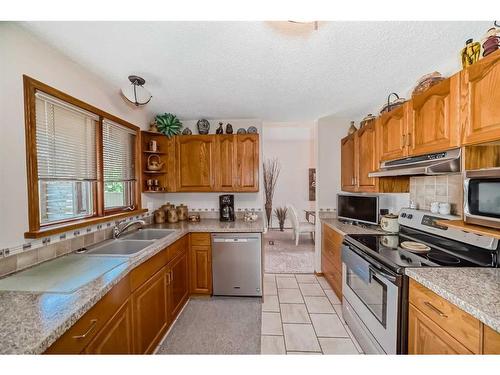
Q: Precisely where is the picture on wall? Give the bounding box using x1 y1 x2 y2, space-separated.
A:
309 168 316 201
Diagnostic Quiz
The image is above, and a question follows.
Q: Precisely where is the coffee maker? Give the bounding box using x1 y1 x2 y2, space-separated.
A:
219 194 235 222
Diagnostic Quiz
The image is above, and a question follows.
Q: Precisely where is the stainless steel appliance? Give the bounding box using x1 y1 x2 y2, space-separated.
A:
342 208 499 354
212 233 262 296
464 168 500 229
337 194 379 225
369 148 461 177
219 194 235 222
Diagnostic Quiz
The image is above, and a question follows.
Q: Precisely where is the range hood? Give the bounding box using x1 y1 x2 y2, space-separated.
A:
369 148 461 177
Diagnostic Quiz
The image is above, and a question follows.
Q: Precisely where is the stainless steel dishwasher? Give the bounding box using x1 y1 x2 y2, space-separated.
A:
212 233 262 296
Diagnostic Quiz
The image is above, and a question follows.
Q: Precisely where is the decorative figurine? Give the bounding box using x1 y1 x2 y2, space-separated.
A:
461 39 481 68
237 128 247 134
482 24 500 58
247 126 258 134
197 119 210 135
182 127 192 135
347 121 357 135
225 123 234 134
216 122 224 134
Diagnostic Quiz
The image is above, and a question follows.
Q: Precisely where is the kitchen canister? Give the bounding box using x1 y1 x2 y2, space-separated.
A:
380 214 400 233
167 207 179 223
438 202 451 215
430 201 440 214
176 204 188 221
154 209 166 224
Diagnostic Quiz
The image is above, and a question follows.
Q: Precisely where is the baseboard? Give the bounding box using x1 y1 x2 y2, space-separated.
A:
314 271 324 277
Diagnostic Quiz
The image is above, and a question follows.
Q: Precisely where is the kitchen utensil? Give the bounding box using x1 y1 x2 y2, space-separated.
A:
430 201 440 214
400 241 431 253
438 202 451 215
380 213 399 233
146 154 165 171
176 204 188 221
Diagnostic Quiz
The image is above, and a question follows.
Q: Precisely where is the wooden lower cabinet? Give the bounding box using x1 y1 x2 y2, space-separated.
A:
168 250 189 322
84 298 134 354
189 233 212 294
408 279 500 354
321 224 343 300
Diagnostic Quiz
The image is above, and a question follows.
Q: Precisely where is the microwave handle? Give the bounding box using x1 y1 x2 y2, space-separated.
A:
463 178 471 215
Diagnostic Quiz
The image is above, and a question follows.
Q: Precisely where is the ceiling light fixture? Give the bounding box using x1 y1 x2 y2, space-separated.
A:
121 75 152 106
288 21 318 30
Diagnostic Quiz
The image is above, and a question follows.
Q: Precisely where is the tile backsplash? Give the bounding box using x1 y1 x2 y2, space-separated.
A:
409 174 463 215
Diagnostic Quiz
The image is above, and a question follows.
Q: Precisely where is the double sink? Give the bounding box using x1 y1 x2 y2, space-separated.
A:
83 228 176 257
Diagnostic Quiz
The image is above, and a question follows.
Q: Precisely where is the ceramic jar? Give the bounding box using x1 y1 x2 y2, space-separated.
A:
176 204 188 221
167 207 179 223
438 202 451 215
430 201 440 214
380 214 399 233
154 209 166 224
461 38 481 68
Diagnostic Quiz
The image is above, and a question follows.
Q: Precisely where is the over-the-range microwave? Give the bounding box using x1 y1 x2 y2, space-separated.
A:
464 168 500 229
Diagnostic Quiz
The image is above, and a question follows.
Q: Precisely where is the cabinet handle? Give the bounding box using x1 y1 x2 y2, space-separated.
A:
72 319 98 339
407 133 412 146
401 134 406 147
170 271 174 282
166 271 171 285
424 301 448 318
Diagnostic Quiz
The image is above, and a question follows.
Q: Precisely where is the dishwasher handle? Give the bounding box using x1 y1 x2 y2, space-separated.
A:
212 237 258 243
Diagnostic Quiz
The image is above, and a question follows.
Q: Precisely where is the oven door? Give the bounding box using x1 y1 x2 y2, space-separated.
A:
464 172 500 229
342 244 401 354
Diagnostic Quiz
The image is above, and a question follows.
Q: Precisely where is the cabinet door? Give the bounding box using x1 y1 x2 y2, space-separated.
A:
483 325 500 354
215 135 236 191
356 120 378 192
176 135 215 191
462 50 500 145
341 134 356 192
408 75 460 156
235 134 259 191
377 104 408 161
132 269 168 354
190 245 212 294
408 304 472 354
168 251 189 322
84 299 134 354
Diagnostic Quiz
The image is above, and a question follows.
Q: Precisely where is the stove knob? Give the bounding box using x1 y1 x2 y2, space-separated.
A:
401 213 406 218
407 214 413 219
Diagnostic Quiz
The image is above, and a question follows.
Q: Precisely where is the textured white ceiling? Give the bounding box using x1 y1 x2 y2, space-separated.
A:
21 21 491 122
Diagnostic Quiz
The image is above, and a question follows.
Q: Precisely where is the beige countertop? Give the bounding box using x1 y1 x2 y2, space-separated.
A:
321 218 384 236
405 267 500 333
0 218 264 354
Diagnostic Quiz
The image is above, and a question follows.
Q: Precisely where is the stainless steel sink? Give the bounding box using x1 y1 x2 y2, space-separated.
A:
122 228 176 241
86 240 154 257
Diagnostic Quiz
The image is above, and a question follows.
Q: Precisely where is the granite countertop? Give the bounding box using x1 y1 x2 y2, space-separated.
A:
405 268 500 333
0 218 264 354
321 218 384 236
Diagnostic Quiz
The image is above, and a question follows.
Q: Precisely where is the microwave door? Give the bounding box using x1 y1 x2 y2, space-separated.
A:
464 178 500 228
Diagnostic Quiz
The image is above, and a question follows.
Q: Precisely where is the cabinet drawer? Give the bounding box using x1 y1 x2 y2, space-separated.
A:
45 275 130 354
190 233 211 246
168 235 188 261
130 246 169 291
409 279 481 353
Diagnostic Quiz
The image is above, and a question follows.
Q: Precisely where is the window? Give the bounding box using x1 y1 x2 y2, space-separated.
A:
102 120 136 211
24 76 141 237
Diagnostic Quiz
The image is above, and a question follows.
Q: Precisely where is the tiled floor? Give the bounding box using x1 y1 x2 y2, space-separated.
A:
261 273 364 355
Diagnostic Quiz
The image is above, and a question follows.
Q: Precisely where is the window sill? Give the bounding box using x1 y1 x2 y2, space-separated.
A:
24 209 148 239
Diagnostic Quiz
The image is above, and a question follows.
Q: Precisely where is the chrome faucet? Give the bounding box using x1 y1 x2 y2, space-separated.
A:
113 219 146 239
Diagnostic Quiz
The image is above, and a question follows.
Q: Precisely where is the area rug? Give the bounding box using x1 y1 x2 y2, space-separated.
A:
156 296 261 354
264 229 315 274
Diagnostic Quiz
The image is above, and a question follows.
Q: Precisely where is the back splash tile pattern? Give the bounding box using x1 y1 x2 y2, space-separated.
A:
409 174 463 215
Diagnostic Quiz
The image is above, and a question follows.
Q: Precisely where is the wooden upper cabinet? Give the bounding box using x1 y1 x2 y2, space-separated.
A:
176 135 216 192
341 133 356 192
377 104 408 161
215 135 236 191
461 49 500 145
356 120 378 192
408 74 460 156
235 134 259 191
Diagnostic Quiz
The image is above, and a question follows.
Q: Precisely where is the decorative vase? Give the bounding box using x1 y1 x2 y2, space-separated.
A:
348 121 357 135
265 202 273 227
225 123 234 134
197 119 210 135
216 122 224 134
482 27 500 57
461 38 481 68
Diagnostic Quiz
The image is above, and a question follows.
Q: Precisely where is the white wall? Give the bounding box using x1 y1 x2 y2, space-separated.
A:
0 23 151 248
144 119 264 214
262 122 316 227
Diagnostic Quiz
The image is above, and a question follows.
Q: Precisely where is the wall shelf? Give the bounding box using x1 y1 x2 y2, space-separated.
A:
143 171 167 174
143 150 167 155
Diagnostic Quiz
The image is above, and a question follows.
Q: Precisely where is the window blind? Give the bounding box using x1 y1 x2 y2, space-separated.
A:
102 119 136 183
35 91 98 181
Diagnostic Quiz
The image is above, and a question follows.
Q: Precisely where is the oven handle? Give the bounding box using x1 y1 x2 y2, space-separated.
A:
369 265 398 284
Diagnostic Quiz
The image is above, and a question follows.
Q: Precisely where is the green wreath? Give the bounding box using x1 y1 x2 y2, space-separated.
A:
155 113 183 138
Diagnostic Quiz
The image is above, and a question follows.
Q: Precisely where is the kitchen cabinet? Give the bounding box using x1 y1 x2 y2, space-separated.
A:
235 134 259 191
340 133 356 192
321 224 343 300
215 135 237 191
377 104 408 161
341 120 409 193
167 250 189 322
176 135 216 192
461 49 500 145
189 233 212 295
84 298 134 354
408 279 500 354
407 74 461 155
132 266 169 354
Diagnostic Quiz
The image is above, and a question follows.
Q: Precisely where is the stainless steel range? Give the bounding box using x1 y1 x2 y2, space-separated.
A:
341 208 499 354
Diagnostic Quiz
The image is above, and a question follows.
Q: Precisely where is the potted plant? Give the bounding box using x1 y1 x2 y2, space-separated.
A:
155 113 183 138
274 206 288 231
